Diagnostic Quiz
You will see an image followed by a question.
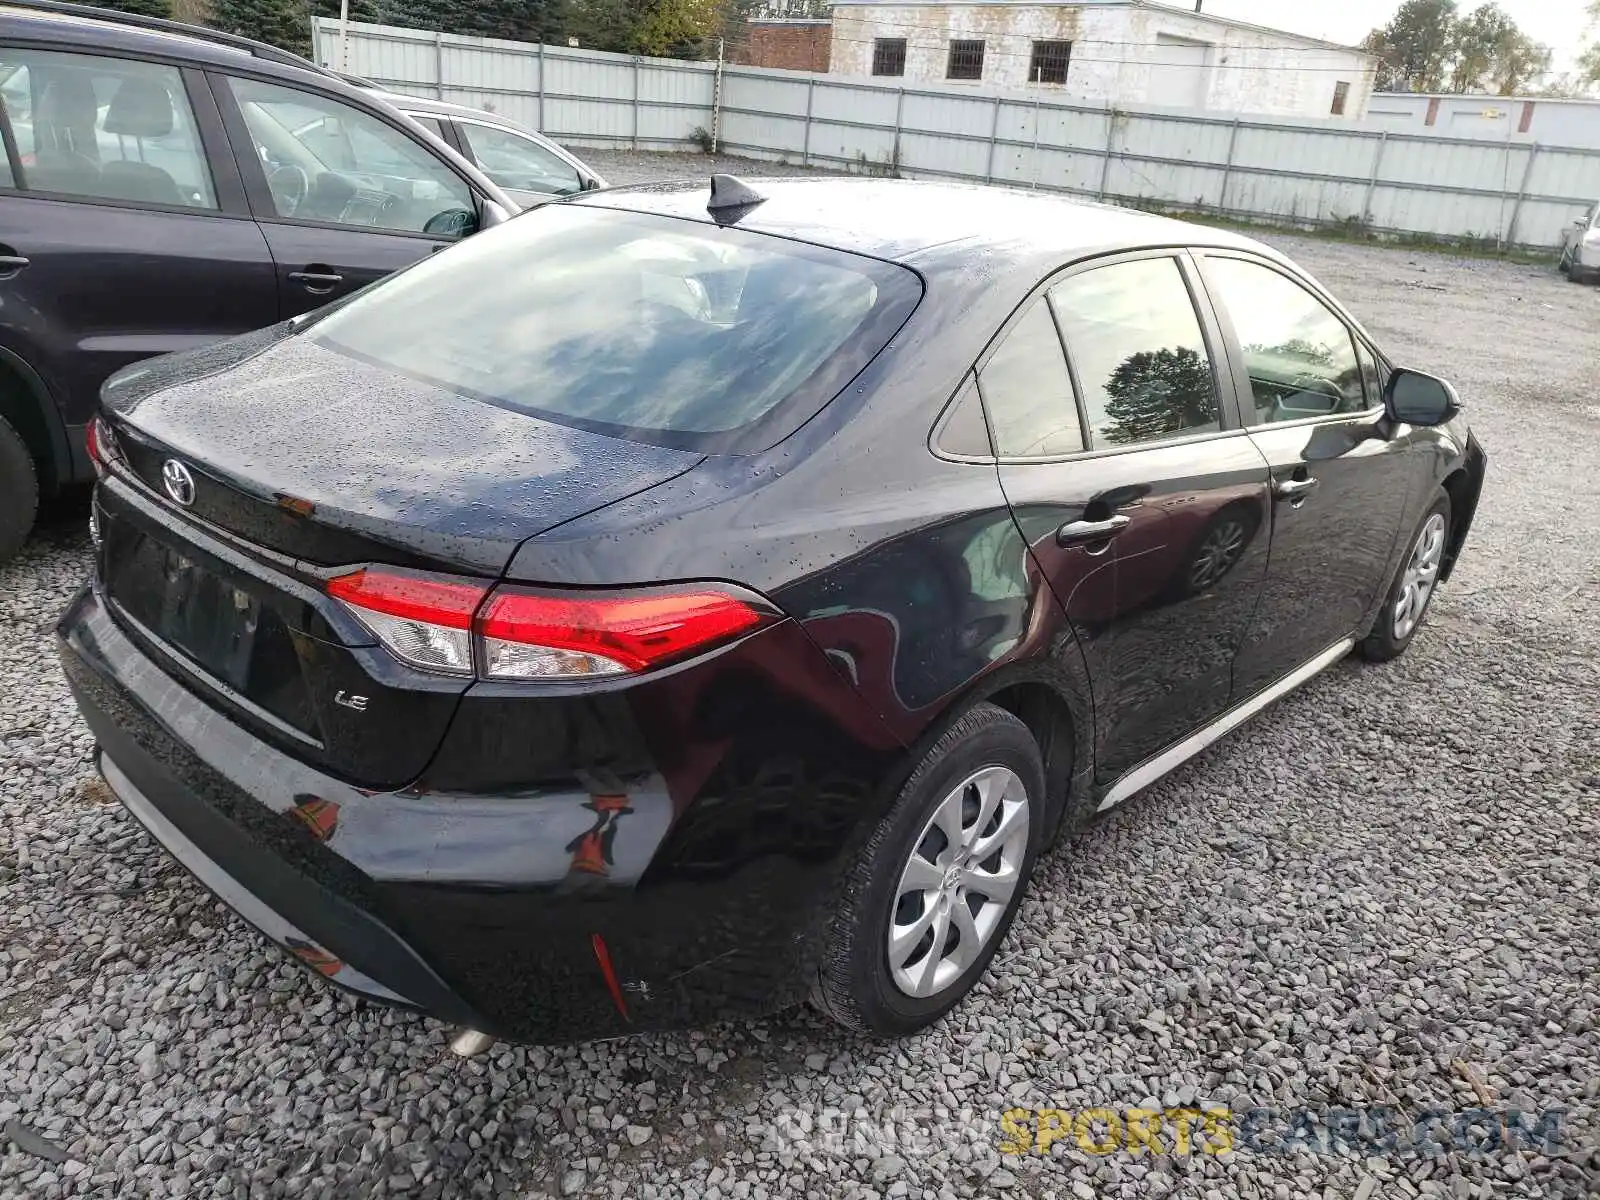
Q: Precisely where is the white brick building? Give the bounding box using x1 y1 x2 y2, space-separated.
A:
828 0 1378 120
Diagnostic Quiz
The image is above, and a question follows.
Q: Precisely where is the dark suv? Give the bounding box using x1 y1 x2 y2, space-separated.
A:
0 0 514 561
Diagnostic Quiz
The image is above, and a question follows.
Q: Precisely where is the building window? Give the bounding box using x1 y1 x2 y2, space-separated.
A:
1028 40 1072 85
947 39 985 81
1331 80 1350 116
872 38 906 77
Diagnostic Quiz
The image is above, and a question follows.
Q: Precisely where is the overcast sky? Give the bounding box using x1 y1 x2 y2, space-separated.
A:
1196 0 1591 72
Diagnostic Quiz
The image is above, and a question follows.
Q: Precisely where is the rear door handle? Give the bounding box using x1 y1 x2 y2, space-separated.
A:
0 254 29 276
1273 476 1319 500
1057 514 1131 548
288 269 344 294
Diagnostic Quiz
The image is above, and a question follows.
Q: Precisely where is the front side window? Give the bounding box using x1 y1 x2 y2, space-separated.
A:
947 40 985 81
977 300 1082 457
458 121 582 196
1049 257 1220 447
1204 257 1365 424
1029 41 1072 85
227 76 474 236
872 39 907 77
309 204 921 450
0 49 216 208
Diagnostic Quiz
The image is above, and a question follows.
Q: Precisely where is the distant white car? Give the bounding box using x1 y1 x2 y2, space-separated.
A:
1558 200 1599 284
339 79 606 208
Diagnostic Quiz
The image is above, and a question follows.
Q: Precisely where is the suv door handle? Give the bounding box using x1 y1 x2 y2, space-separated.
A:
0 253 29 277
288 269 344 294
1273 476 1320 501
1057 514 1131 548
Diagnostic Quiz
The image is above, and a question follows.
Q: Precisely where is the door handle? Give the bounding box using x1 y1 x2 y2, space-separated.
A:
0 253 29 278
1057 514 1131 548
1273 476 1320 501
288 269 344 294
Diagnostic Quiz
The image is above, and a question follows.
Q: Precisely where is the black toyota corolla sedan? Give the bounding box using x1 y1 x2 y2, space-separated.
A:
59 177 1486 1046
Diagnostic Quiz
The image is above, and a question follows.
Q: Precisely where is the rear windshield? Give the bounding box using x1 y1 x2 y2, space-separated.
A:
310 204 922 452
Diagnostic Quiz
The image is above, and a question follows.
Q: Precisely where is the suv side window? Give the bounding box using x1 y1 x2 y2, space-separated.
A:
1048 256 1220 447
1204 256 1365 424
976 300 1083 457
1355 339 1382 409
226 76 474 237
0 49 216 209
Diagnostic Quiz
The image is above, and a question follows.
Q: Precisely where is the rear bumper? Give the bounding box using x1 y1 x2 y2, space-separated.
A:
59 581 897 1043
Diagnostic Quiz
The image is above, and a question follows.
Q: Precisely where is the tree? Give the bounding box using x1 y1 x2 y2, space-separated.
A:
1580 0 1600 88
90 0 175 16
567 0 717 56
211 0 311 55
1363 0 1458 92
1448 3 1550 94
1100 347 1217 446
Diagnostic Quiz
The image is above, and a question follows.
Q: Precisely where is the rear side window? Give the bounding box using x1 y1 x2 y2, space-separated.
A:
0 49 216 209
310 204 922 452
977 300 1083 457
1049 257 1220 447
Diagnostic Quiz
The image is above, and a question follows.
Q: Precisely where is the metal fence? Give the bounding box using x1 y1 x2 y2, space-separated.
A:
312 18 1600 250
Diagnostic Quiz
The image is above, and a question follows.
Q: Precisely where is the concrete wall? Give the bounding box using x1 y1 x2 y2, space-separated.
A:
736 20 833 73
1367 93 1600 151
828 1 1375 120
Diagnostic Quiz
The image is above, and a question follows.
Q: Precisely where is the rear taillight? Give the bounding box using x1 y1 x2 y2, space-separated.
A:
327 568 776 680
86 415 121 478
326 569 485 675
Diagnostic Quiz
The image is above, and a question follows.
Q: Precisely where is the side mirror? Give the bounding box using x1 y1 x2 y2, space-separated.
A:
1383 368 1460 427
479 197 513 227
423 207 478 240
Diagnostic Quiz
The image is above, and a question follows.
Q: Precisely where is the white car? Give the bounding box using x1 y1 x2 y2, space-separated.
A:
1558 201 1599 284
339 81 606 208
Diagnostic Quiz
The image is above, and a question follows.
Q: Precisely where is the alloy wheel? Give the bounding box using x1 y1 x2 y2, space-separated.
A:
1393 512 1447 641
887 765 1030 998
1189 519 1247 591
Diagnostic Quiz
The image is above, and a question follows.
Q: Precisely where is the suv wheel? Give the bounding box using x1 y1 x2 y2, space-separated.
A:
811 702 1045 1037
0 414 38 563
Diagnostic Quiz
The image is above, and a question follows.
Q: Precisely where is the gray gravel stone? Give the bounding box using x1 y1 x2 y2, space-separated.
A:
2 152 1597 1200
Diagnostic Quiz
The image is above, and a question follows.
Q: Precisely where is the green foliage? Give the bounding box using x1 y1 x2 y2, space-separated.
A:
212 0 312 54
89 0 175 17
1100 347 1217 446
566 0 718 56
1364 0 1554 96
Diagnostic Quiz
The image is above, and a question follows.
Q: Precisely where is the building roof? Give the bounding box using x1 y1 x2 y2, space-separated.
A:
828 0 1370 56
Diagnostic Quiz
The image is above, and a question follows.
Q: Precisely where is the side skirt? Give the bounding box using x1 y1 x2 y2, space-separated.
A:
1095 637 1354 813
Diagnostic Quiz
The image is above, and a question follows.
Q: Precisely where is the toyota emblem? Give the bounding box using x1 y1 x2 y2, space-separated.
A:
161 459 196 507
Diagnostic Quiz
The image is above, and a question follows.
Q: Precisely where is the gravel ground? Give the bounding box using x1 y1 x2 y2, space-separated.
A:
2 156 1598 1199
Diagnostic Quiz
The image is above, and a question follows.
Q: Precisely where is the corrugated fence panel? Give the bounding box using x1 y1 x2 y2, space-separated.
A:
806 81 899 169
313 19 1600 248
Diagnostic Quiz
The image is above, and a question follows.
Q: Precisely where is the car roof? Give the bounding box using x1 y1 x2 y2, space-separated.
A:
575 177 1272 272
0 3 324 76
370 92 520 125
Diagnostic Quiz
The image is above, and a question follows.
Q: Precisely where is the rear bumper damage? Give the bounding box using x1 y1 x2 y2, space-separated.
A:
58 579 903 1043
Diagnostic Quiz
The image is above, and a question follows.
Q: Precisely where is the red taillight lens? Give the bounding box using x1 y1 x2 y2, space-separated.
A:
326 569 773 680
86 415 119 477
478 586 770 678
327 568 488 675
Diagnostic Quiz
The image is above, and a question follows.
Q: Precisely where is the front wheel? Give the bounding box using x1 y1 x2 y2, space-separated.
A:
1359 490 1451 662
810 702 1045 1037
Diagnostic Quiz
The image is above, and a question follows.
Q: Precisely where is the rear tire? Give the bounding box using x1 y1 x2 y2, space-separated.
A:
1359 490 1451 663
810 702 1045 1037
0 414 39 564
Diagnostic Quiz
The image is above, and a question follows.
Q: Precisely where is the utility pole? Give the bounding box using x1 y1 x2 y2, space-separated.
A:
338 0 351 70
